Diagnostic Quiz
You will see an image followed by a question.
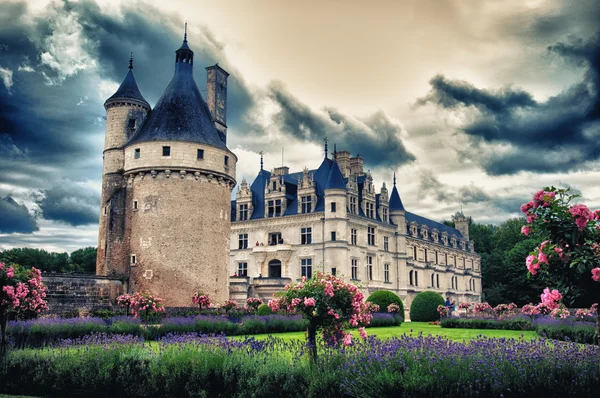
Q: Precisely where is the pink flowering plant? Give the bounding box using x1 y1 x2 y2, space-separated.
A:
387 303 401 313
437 304 450 318
192 292 211 310
473 302 494 317
268 272 374 361
521 186 600 343
244 297 263 313
221 299 238 314
1 262 48 346
493 303 518 318
117 290 165 323
458 302 472 310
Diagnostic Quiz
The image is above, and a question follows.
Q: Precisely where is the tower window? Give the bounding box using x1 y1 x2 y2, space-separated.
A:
162 146 171 157
134 148 140 159
331 231 337 241
197 149 204 159
133 200 138 210
130 254 137 265
331 267 337 276
128 118 136 129
224 156 229 166
331 202 337 212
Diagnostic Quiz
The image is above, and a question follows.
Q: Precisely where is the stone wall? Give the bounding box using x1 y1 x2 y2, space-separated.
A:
43 275 125 315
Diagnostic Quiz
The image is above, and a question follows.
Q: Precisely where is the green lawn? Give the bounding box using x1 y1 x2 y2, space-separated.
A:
243 321 539 342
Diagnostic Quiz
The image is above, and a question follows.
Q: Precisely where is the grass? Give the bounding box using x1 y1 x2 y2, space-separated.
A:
243 321 539 342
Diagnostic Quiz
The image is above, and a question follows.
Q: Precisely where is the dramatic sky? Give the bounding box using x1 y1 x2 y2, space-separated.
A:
1 0 599 253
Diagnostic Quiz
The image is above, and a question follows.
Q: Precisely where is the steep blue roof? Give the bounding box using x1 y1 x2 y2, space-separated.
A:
405 211 463 238
249 170 271 219
128 40 226 148
106 69 149 108
389 185 405 211
325 161 346 190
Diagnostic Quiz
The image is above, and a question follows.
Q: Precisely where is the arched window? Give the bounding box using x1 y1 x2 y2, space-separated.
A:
268 259 282 278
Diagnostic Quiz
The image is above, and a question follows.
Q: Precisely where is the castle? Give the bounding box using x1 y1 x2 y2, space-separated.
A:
97 29 481 308
96 29 236 306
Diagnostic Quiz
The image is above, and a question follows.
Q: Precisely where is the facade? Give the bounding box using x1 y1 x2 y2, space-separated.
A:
96 30 237 306
229 149 481 309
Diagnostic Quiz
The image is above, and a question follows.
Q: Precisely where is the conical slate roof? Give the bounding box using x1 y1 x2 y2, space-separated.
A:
389 173 405 211
325 160 346 190
106 69 150 108
128 39 226 148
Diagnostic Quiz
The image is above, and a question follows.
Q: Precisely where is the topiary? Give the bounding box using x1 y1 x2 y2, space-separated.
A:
366 290 404 319
409 291 445 322
256 304 273 316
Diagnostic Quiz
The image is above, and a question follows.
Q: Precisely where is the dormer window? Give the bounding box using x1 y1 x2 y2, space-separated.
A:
239 204 248 221
382 207 388 223
268 199 282 217
349 196 357 214
301 196 312 213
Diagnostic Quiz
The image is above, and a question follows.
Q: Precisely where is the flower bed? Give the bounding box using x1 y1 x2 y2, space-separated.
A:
6 312 400 348
1 333 599 397
533 317 598 344
441 316 534 331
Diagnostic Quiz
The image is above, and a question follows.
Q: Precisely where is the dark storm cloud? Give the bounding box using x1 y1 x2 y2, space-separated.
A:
268 82 415 168
33 181 100 226
417 32 600 175
418 171 490 204
0 196 38 234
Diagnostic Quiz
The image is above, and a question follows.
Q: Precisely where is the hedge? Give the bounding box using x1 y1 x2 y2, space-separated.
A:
441 317 534 331
409 291 445 322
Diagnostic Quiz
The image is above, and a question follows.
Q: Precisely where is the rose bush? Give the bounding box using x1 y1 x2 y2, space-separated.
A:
192 292 211 310
1 263 48 347
116 291 164 323
268 272 374 361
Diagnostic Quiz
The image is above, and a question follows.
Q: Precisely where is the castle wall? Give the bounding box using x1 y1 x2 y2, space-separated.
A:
43 275 125 316
127 170 233 307
123 140 236 180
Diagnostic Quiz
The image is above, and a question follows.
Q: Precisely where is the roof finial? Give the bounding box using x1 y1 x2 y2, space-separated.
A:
129 52 133 70
324 137 328 158
393 172 396 186
333 143 337 160
259 151 264 171
184 21 188 42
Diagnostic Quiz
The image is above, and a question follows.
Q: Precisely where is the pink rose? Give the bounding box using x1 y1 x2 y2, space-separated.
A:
303 297 316 307
569 204 593 231
6 267 15 278
520 202 533 214
0 262 4 271
358 327 367 339
537 252 548 265
521 226 531 236
593 210 600 221
592 268 600 282
343 333 353 346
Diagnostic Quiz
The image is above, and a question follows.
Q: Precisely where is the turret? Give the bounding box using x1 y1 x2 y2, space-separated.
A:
97 55 150 278
389 173 406 229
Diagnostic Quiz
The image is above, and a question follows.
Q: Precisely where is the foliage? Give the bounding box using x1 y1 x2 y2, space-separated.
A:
534 317 597 344
409 291 445 322
116 291 165 323
0 247 96 274
256 303 273 316
366 290 404 320
269 273 373 359
221 299 239 314
2 333 600 398
1 263 48 346
441 317 534 331
520 187 600 307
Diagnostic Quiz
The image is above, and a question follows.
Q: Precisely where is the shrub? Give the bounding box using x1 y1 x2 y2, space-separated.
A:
257 304 273 316
409 291 445 322
441 317 534 331
366 290 404 319
534 317 597 344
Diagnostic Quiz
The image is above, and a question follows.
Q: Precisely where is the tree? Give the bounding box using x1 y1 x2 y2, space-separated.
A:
521 187 600 343
0 247 96 274
69 247 97 273
0 262 48 348
268 273 373 361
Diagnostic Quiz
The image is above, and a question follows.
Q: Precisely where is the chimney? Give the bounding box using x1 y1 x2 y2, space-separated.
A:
336 150 351 177
205 64 229 143
349 155 364 176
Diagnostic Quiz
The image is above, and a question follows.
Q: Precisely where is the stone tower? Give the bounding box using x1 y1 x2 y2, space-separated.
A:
96 29 237 306
453 211 470 240
97 55 150 279
205 64 229 143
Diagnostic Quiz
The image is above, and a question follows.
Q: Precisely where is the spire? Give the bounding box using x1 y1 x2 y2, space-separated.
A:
105 54 149 109
175 23 193 63
184 21 188 42
333 143 337 160
325 158 346 190
260 151 264 171
324 137 328 158
389 173 405 211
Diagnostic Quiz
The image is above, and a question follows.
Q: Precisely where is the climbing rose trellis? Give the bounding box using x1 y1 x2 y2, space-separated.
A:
521 187 600 344
0 263 48 346
268 272 374 360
